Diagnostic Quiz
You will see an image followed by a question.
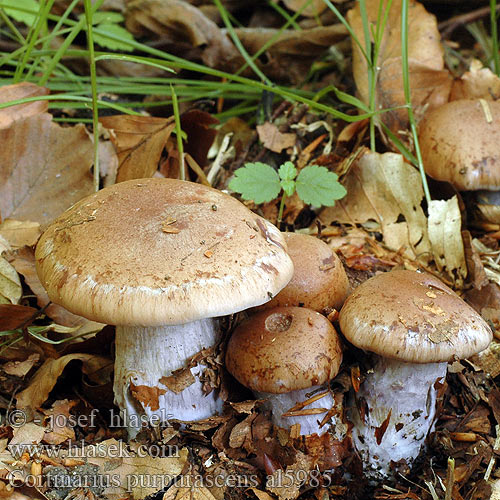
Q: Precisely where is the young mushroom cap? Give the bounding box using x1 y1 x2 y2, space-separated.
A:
226 306 343 436
36 178 294 326
226 306 342 394
35 178 294 434
259 233 350 313
339 269 492 363
419 99 500 191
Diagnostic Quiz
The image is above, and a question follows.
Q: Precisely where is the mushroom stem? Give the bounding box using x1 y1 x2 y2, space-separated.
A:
114 318 222 437
350 357 447 478
255 386 337 437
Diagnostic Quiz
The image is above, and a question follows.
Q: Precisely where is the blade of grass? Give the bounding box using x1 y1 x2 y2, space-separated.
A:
401 0 431 204
170 84 185 181
491 0 499 75
83 0 100 192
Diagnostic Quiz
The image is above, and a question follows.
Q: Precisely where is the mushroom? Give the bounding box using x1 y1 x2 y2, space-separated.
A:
338 270 492 478
258 232 350 313
226 306 343 436
419 99 500 222
35 178 293 436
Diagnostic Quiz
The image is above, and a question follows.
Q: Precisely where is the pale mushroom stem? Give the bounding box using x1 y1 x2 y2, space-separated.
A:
350 357 447 478
255 386 338 437
114 318 222 438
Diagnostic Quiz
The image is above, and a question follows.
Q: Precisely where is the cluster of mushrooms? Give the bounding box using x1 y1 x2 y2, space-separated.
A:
35 177 492 480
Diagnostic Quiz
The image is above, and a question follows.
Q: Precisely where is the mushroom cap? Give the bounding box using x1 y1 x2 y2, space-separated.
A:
338 270 492 363
226 306 343 393
35 178 294 327
419 99 500 191
259 233 350 312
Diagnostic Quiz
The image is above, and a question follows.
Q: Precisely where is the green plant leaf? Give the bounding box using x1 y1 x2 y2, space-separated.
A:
280 179 296 197
92 22 135 51
295 165 347 207
0 0 39 26
229 162 281 204
92 11 124 24
278 161 297 181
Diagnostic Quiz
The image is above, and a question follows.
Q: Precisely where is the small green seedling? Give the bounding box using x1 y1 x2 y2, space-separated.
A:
229 161 347 223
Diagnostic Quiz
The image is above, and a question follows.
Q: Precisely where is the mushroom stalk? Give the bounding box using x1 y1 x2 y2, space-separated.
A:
350 357 447 478
255 386 338 437
114 318 222 437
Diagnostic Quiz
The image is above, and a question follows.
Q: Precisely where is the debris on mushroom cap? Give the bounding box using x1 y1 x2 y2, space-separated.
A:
226 306 343 394
260 233 350 312
338 270 492 363
35 178 294 327
419 99 500 191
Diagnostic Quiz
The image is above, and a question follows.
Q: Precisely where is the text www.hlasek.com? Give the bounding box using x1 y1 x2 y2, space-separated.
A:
7 440 179 460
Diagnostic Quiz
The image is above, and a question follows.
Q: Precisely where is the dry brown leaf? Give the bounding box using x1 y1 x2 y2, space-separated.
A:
163 480 218 500
320 149 431 261
450 59 500 101
256 123 296 153
266 452 312 500
0 82 49 128
0 304 37 331
2 353 39 377
11 246 103 332
129 383 166 412
232 25 347 83
250 489 275 500
42 399 78 445
348 0 451 133
160 368 196 394
0 113 94 226
78 439 188 499
0 257 22 305
16 354 110 409
10 422 45 446
282 0 327 17
125 0 242 72
0 220 40 248
427 196 467 285
99 115 175 182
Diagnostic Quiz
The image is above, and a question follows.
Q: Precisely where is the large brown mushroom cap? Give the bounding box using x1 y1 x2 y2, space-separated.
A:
261 233 349 312
419 99 500 191
339 270 492 363
35 178 294 326
226 306 343 393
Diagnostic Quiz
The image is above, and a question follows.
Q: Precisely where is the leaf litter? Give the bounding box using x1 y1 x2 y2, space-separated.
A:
1 1 500 500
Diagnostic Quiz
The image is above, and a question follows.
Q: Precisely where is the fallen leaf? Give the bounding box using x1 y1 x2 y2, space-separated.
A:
256 122 296 153
160 368 196 394
129 383 166 412
11 246 103 332
42 400 78 445
320 149 431 261
282 0 327 17
2 353 39 377
180 110 218 168
466 282 500 336
79 439 189 499
348 0 451 133
0 304 37 331
0 257 22 305
0 82 49 128
450 59 500 101
163 480 218 500
16 354 111 409
10 422 45 446
427 196 467 286
125 0 242 73
99 115 175 182
232 24 347 83
0 220 40 248
0 113 94 226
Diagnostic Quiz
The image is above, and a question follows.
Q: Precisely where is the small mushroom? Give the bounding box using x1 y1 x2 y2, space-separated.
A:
419 99 500 191
339 270 492 478
258 232 350 313
36 178 293 437
419 99 500 222
226 306 343 436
